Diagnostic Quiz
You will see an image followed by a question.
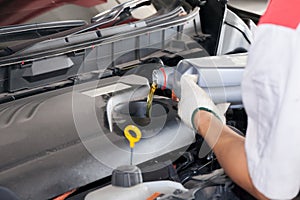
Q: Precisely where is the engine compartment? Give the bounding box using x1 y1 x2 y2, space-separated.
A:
0 68 250 200
0 0 260 199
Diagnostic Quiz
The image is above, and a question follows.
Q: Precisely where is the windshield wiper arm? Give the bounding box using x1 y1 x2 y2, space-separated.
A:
71 0 152 35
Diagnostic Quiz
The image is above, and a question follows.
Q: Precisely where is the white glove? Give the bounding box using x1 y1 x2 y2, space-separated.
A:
178 74 229 129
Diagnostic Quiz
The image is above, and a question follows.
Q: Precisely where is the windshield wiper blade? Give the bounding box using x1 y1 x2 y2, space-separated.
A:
0 20 87 36
0 20 87 57
0 24 86 57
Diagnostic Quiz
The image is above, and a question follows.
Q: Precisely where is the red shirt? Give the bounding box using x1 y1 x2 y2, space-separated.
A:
259 0 300 29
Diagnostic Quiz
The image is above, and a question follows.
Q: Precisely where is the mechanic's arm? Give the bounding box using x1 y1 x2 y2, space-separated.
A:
193 110 268 200
177 74 268 200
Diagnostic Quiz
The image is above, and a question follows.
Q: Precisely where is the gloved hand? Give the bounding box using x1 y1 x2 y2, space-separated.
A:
178 74 229 129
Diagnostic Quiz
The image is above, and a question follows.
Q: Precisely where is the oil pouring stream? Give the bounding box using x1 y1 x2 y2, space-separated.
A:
146 82 157 117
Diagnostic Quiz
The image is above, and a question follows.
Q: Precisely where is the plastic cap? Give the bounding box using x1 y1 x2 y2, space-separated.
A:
111 165 143 187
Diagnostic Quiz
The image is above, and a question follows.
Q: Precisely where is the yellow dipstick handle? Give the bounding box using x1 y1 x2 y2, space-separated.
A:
124 125 142 148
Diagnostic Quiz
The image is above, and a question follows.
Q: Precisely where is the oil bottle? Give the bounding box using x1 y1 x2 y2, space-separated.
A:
151 54 246 104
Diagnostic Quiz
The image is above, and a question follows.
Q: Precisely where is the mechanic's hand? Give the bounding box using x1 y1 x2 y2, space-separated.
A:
178 74 228 129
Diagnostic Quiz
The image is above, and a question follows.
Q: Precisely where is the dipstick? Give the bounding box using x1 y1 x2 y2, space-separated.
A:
124 125 142 165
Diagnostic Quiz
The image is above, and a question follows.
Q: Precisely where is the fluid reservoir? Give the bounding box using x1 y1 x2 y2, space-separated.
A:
85 165 187 200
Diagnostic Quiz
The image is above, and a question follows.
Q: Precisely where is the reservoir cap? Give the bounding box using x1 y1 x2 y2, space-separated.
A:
111 165 143 187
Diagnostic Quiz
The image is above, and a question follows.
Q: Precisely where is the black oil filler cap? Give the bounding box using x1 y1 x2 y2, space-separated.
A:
111 165 143 187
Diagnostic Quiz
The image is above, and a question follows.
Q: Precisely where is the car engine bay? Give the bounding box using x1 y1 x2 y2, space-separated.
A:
0 0 263 199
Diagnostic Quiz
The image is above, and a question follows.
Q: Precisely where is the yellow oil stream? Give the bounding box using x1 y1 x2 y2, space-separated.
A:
146 82 157 117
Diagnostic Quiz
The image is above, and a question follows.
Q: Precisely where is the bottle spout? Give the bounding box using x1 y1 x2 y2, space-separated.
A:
152 67 175 90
